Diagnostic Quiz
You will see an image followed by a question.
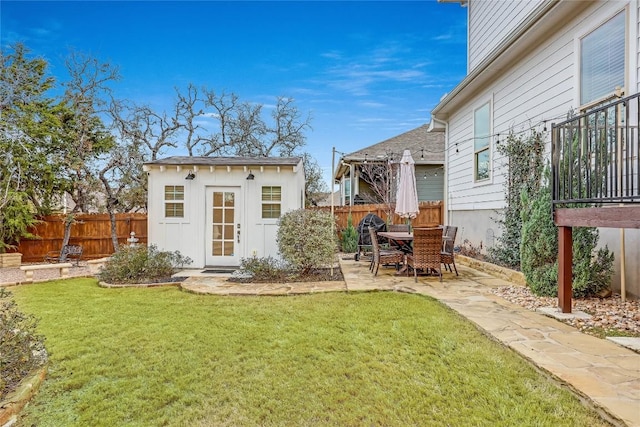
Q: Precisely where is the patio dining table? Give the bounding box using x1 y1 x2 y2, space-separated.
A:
378 227 448 276
377 231 414 242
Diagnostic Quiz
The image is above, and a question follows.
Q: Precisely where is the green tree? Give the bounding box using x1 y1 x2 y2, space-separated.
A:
0 44 65 251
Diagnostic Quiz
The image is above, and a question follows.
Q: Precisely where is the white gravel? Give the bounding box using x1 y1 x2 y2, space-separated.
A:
491 285 640 337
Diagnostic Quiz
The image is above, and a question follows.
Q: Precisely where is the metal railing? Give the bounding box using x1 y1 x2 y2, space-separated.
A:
552 92 640 208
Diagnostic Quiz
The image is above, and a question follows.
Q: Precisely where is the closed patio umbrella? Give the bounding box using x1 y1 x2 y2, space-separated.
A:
395 149 419 222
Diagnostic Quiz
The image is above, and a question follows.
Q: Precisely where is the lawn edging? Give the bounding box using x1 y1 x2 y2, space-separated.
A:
0 366 47 427
456 254 527 286
98 281 182 288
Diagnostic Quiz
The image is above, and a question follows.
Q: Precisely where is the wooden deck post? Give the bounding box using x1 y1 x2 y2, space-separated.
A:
558 226 572 313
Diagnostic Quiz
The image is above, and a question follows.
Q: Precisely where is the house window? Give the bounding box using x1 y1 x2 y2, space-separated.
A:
580 11 625 106
474 102 491 181
262 186 281 219
344 178 351 205
164 185 184 218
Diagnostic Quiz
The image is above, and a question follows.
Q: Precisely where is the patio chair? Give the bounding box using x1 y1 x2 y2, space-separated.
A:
441 226 458 276
406 227 443 282
44 244 83 267
368 226 404 276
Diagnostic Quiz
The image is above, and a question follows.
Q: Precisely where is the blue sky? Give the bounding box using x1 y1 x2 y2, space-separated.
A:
1 1 467 187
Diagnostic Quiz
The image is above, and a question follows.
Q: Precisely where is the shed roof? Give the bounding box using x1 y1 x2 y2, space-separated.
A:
145 156 302 167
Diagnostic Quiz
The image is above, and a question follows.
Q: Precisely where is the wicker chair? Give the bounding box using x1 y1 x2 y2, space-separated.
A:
441 226 458 276
406 228 443 282
368 226 404 276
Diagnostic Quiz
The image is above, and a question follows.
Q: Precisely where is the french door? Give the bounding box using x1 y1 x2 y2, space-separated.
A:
205 187 241 266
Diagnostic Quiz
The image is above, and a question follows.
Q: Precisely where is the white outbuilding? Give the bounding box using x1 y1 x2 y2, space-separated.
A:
143 156 305 268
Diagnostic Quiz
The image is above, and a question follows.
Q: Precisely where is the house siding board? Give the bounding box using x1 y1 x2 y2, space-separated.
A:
468 0 546 71
448 1 637 213
146 158 305 268
416 165 444 201
439 0 640 297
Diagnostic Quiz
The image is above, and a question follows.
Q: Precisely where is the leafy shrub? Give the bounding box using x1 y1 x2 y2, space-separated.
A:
0 288 47 399
488 131 544 269
98 244 192 284
340 214 358 253
277 209 338 275
236 255 289 282
520 180 614 297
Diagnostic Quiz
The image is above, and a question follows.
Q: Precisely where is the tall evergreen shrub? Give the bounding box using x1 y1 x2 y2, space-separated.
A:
520 172 614 297
341 214 358 253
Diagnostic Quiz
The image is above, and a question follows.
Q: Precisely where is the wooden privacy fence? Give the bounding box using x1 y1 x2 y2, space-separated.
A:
11 203 441 262
13 213 147 262
312 201 443 234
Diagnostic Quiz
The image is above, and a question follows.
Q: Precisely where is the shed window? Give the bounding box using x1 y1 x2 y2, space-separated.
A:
262 186 281 219
164 185 184 218
580 11 625 105
474 102 491 181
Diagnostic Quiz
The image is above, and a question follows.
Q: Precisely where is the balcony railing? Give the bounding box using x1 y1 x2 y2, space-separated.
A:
552 92 640 208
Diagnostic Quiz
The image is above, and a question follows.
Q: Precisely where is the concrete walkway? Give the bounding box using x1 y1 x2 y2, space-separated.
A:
179 258 640 427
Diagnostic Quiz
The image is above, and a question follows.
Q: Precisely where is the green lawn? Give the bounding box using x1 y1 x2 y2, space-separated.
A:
10 278 608 426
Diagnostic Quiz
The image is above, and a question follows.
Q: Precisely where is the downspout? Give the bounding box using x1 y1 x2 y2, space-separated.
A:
349 163 355 206
430 117 450 225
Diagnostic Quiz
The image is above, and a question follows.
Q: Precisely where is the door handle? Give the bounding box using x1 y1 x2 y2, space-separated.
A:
237 229 240 243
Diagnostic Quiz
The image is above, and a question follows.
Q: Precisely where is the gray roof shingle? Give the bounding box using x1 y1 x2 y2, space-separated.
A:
342 124 444 164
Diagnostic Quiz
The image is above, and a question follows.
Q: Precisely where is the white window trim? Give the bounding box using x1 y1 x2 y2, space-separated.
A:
575 7 628 111
163 184 186 221
261 184 282 221
472 99 493 185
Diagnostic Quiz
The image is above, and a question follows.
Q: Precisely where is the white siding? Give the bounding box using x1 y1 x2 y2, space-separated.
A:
468 0 546 71
448 0 638 214
146 163 305 268
441 0 640 296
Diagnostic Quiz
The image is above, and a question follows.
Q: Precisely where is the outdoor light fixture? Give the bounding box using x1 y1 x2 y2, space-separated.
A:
185 170 196 180
246 171 255 180
421 149 424 160
364 154 368 164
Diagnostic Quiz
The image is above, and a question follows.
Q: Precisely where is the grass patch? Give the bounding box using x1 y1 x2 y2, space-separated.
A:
11 278 608 426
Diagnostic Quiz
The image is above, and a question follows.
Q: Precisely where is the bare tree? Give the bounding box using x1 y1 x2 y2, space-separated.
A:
176 83 205 156
110 99 182 161
98 138 146 251
230 101 266 156
265 97 311 156
358 161 397 217
198 89 239 156
302 153 329 206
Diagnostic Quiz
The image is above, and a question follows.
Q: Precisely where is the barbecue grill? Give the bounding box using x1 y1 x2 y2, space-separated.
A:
354 213 387 261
